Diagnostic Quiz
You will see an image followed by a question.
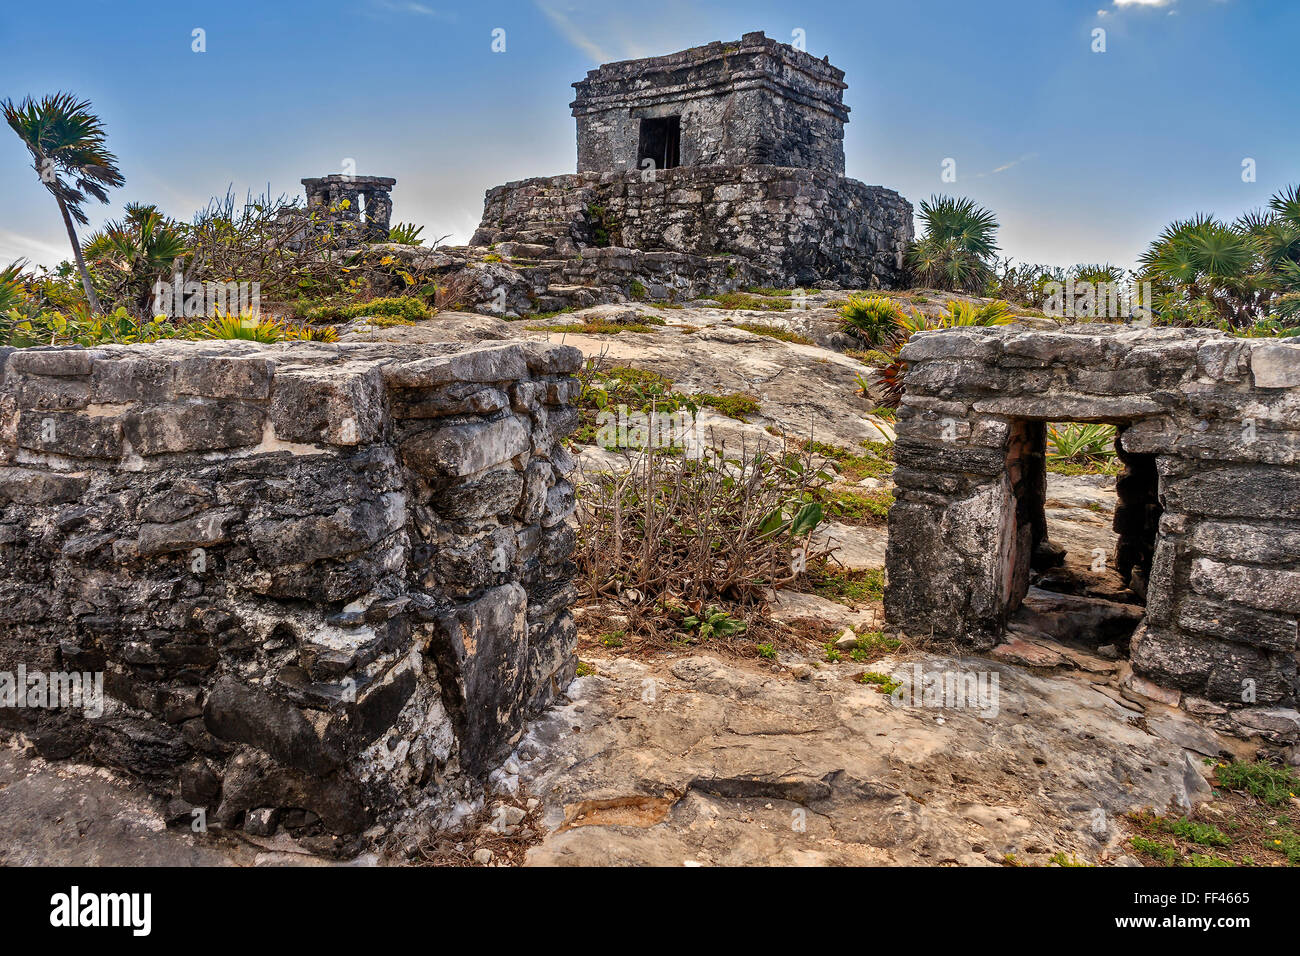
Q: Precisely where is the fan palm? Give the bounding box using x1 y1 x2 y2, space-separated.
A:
905 195 1001 293
83 203 188 314
3 93 124 314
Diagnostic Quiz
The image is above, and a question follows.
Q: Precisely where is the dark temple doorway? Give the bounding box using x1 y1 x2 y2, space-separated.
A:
1003 421 1160 654
637 115 681 170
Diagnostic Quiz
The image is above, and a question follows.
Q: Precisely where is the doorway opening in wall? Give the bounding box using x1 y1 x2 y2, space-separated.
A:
637 115 681 171
1003 420 1160 656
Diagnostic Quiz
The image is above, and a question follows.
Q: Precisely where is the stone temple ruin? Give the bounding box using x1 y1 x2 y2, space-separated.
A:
303 174 395 242
470 32 913 295
0 339 581 845
278 174 397 250
884 326 1300 738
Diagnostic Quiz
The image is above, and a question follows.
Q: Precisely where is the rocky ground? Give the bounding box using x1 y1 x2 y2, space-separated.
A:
0 295 1262 866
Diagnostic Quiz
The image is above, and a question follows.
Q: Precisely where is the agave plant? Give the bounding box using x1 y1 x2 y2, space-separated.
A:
1046 423 1117 464
840 295 908 346
849 298 1015 407
941 299 1015 326
905 195 1001 293
3 93 124 314
192 314 285 343
388 222 425 246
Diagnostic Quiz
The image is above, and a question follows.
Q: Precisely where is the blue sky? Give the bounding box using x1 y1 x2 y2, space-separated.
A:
1 0 1295 273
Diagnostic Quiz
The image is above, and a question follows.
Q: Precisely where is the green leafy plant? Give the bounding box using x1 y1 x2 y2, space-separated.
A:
388 222 425 245
299 295 430 323
858 671 902 694
82 202 188 314
1214 760 1299 806
682 608 747 639
192 314 285 342
840 295 908 346
1140 184 1300 327
905 195 1000 292
1046 423 1117 465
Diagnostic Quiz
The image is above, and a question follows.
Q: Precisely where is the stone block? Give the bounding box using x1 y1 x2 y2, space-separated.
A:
125 401 264 456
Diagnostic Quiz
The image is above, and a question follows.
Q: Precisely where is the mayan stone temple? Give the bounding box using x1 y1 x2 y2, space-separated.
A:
472 31 913 291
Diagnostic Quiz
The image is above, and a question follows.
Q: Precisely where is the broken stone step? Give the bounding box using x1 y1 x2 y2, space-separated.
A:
1012 587 1146 648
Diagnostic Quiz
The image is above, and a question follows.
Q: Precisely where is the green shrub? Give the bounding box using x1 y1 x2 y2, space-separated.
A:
840 295 908 346
1214 761 1299 806
301 296 431 323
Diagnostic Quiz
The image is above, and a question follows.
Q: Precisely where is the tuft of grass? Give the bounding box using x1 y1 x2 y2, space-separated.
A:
1215 761 1299 806
857 671 902 694
1048 852 1092 867
806 564 886 607
695 392 761 421
712 291 792 311
526 317 665 335
1130 836 1180 865
849 630 901 663
732 322 814 345
801 440 894 483
823 487 895 525
575 661 596 677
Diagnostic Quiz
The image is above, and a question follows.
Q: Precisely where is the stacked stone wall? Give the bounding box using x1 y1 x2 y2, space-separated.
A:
0 339 581 845
884 326 1300 737
472 165 912 289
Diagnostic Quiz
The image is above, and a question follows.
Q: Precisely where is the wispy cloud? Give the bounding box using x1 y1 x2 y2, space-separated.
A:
974 154 1038 179
0 229 71 270
370 0 456 21
1113 0 1176 7
534 1 613 64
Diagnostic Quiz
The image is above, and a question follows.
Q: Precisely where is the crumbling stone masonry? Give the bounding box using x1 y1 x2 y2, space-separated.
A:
0 339 581 844
884 326 1300 738
470 32 913 292
571 31 848 174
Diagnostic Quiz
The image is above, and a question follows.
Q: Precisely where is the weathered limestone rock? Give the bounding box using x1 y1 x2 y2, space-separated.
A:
0 339 581 846
884 325 1300 733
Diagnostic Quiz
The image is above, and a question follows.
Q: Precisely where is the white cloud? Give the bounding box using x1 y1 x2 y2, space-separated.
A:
0 229 71 270
1113 0 1175 7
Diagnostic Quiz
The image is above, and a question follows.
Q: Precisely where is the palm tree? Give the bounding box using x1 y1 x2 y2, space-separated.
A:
84 203 188 314
3 93 124 314
905 195 1001 292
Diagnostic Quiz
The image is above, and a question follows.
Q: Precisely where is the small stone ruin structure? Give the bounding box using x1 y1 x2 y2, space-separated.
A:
303 174 395 241
0 339 581 846
884 326 1300 741
471 32 913 296
278 174 397 249
571 31 848 174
